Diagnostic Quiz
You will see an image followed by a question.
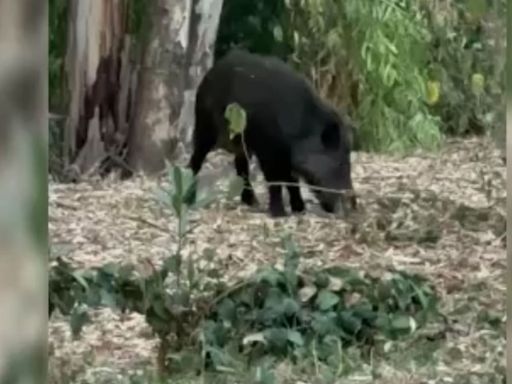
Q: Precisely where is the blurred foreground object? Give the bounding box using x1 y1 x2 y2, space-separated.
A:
0 0 47 383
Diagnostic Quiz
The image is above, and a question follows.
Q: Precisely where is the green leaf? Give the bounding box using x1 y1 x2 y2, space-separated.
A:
311 312 337 336
172 193 182 217
283 234 300 275
70 305 90 339
263 328 288 350
173 166 184 197
315 290 340 311
286 330 304 346
338 312 362 336
257 267 284 286
183 179 198 206
202 320 227 346
351 303 377 323
151 297 169 320
410 281 430 310
71 272 90 291
282 298 300 316
314 273 330 289
217 298 236 326
225 103 247 139
165 254 181 274
263 287 285 313
181 167 195 190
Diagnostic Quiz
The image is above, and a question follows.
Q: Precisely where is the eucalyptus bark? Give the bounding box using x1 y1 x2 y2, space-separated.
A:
127 0 223 174
64 0 134 179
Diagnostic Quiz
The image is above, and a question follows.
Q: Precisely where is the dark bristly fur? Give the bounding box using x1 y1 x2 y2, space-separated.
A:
188 49 356 217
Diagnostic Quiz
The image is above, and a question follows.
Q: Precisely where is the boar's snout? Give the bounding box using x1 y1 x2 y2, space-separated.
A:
341 188 357 213
317 187 357 215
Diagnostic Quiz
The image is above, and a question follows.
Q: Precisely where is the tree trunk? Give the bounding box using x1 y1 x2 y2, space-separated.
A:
127 0 223 174
178 0 224 157
64 0 135 180
126 0 192 175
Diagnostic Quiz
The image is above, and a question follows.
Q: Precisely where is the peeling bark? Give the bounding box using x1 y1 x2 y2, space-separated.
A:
127 0 223 174
64 0 135 180
126 0 191 174
178 0 224 156
63 0 224 178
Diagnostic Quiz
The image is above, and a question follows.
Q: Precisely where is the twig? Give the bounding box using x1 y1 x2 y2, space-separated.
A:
55 201 80 211
124 214 169 233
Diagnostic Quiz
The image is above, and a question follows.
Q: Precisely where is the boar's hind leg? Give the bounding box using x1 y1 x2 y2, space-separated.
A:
189 148 210 176
286 175 305 213
234 152 258 206
188 118 216 176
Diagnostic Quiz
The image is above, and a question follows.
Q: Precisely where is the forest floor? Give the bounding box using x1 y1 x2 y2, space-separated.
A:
48 137 506 384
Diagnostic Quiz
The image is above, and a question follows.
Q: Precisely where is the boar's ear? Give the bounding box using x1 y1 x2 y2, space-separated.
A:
321 121 341 150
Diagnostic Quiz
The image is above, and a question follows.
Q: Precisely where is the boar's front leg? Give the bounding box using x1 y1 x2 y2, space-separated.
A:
258 158 288 217
267 183 286 217
234 152 258 207
286 175 305 213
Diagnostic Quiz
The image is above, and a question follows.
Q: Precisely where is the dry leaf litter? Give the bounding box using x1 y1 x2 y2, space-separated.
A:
49 137 506 383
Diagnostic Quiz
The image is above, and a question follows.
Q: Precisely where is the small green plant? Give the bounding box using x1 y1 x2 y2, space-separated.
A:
199 234 440 375
49 165 242 376
49 227 441 380
215 0 292 60
49 169 442 380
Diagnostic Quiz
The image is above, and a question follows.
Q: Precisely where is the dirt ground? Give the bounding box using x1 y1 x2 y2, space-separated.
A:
48 137 506 383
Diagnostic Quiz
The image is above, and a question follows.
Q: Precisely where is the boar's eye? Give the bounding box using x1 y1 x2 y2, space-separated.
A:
321 122 340 150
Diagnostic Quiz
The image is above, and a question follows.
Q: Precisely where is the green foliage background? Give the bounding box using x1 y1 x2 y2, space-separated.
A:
216 0 505 152
49 0 505 153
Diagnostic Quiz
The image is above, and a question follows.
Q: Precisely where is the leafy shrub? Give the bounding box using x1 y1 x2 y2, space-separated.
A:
49 168 441 377
215 0 292 60
421 0 505 137
285 0 442 152
201 237 439 370
215 0 505 152
50 234 440 375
